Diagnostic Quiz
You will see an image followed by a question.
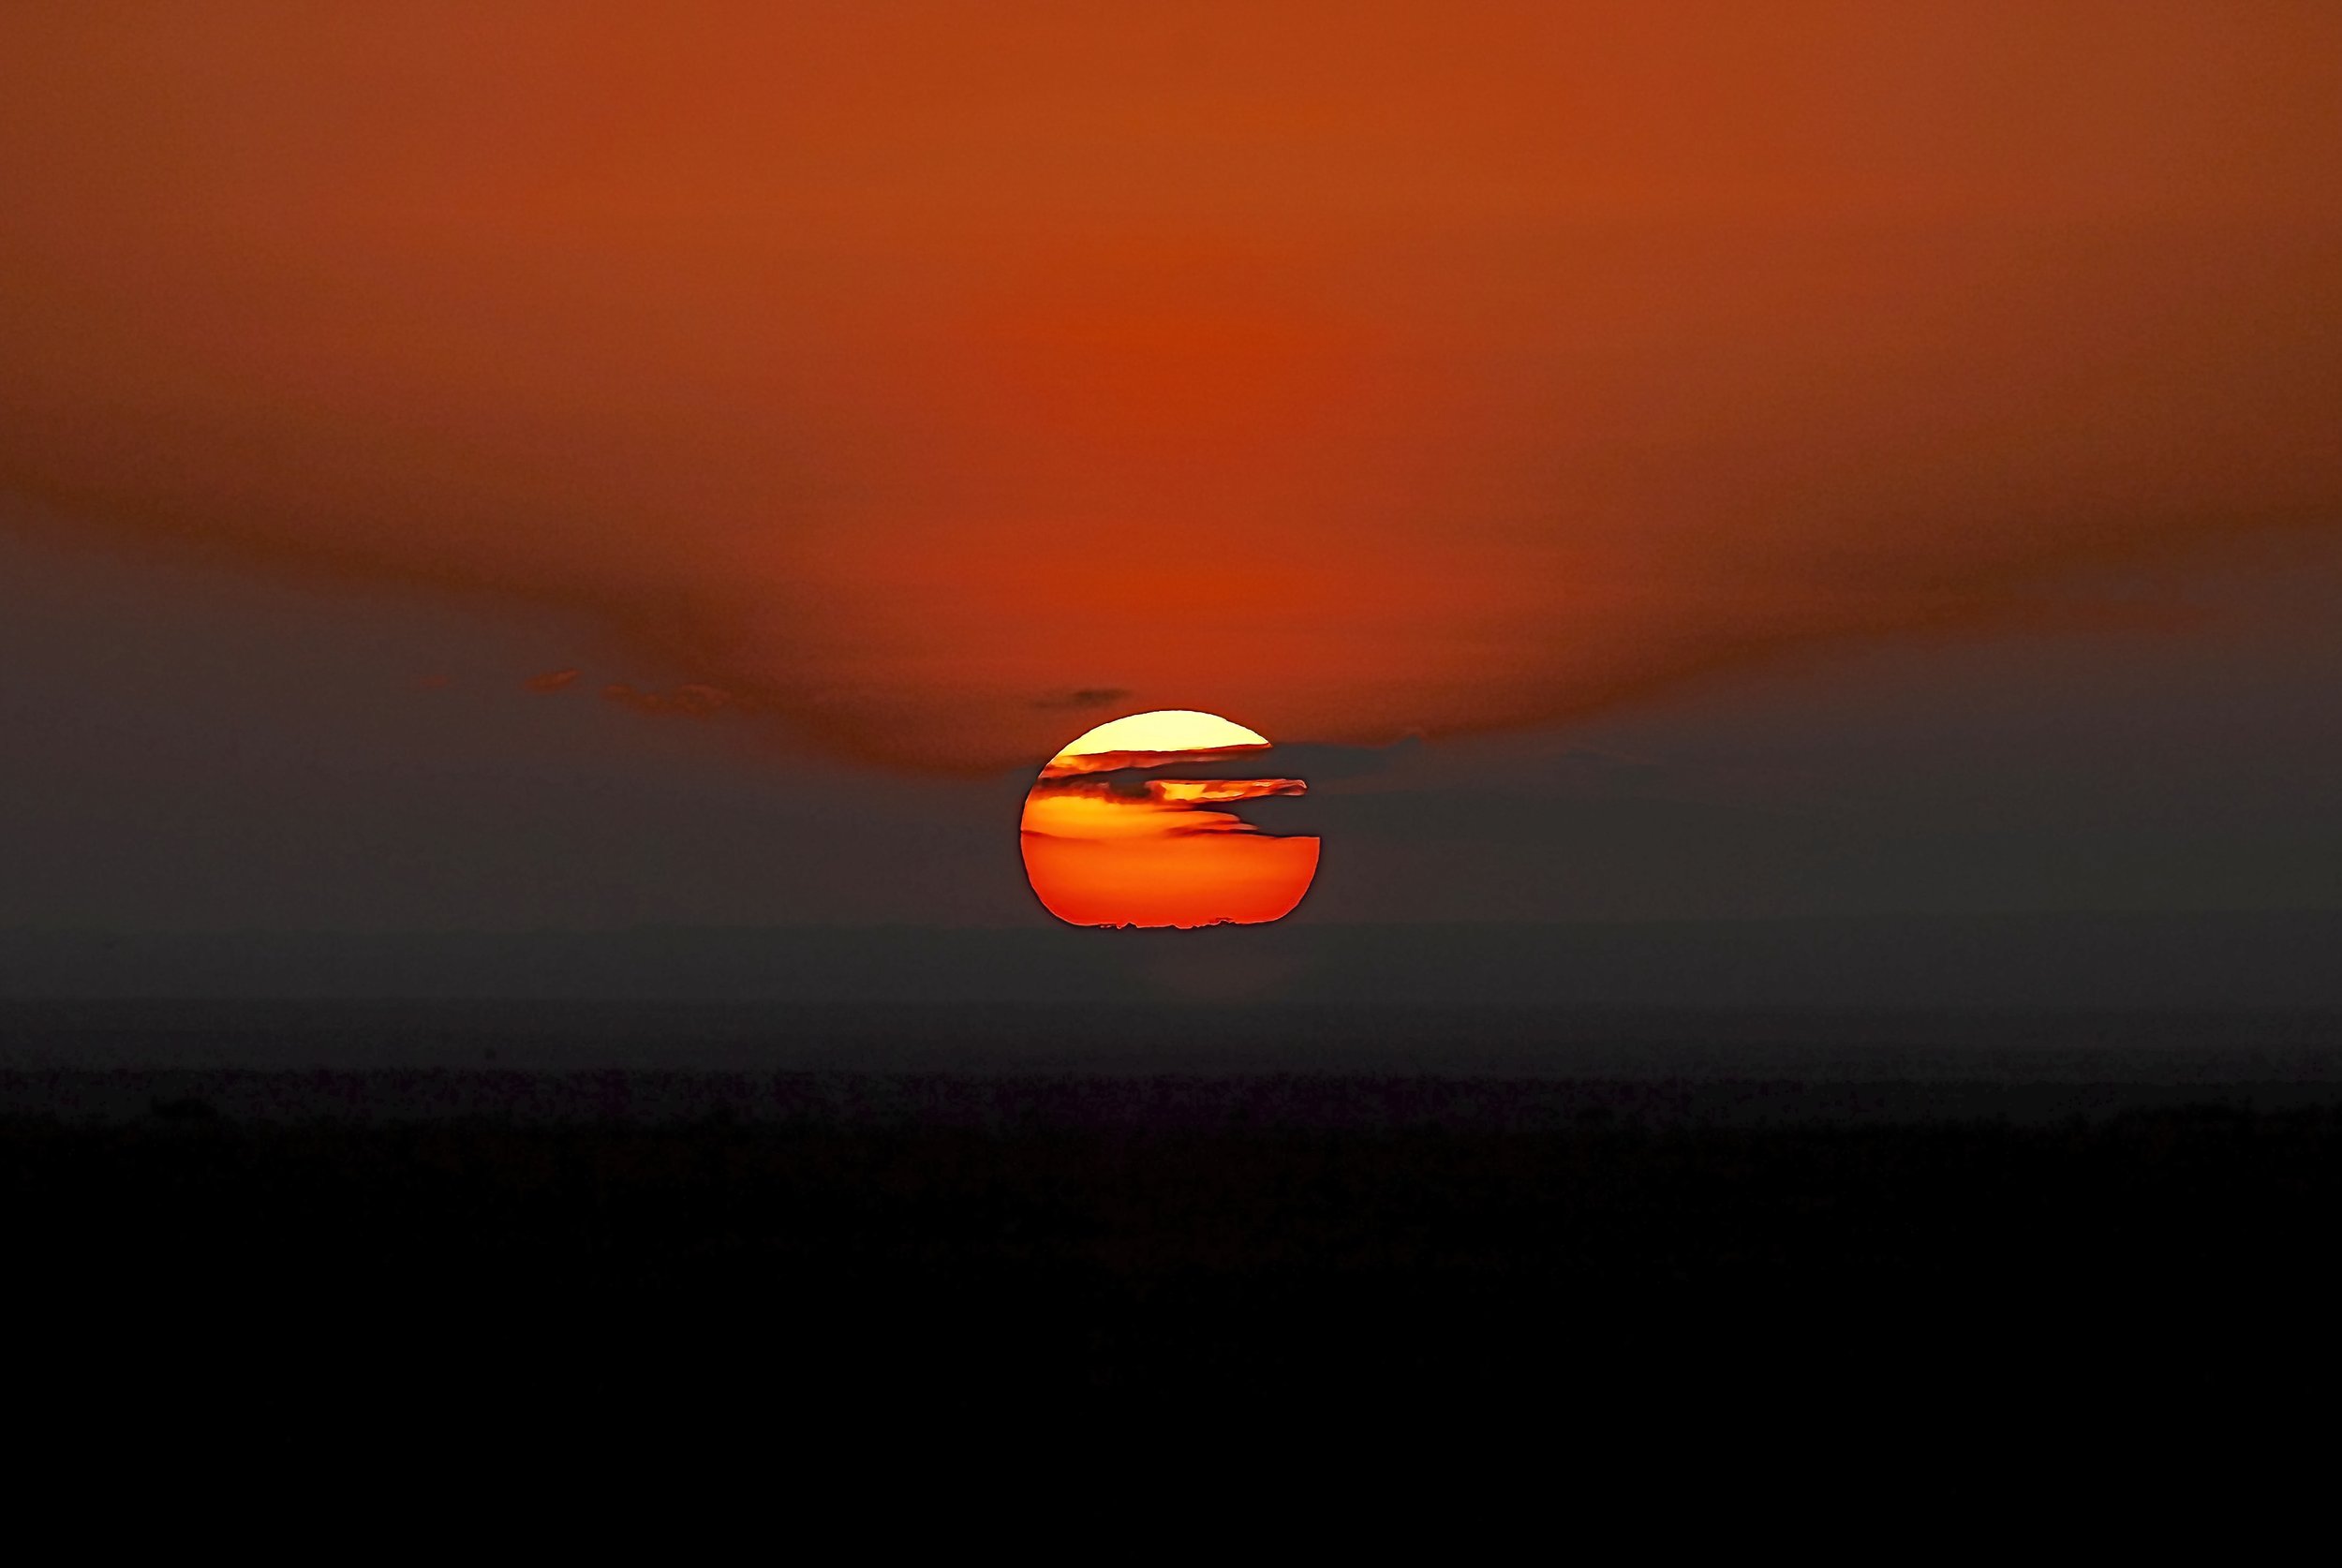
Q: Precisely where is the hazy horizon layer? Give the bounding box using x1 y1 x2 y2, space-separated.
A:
5 911 2339 1013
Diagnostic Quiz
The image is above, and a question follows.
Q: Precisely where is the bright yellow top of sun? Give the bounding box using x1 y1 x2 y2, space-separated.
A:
1054 709 1268 760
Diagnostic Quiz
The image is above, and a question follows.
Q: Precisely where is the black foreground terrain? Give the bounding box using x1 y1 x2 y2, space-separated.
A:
9 1074 2340 1420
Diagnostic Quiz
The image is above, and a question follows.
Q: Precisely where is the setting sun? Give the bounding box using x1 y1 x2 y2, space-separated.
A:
1020 709 1319 928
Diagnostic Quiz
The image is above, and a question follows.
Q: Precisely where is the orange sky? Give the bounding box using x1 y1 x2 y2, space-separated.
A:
3 3 2338 770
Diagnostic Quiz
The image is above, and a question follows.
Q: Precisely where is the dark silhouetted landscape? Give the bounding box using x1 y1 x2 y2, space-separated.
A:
10 987 2342 1420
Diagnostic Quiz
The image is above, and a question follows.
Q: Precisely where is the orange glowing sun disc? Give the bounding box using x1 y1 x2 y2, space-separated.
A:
1020 708 1320 928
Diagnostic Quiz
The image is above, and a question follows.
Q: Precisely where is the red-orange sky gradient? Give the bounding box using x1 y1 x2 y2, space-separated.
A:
3 4 2339 771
